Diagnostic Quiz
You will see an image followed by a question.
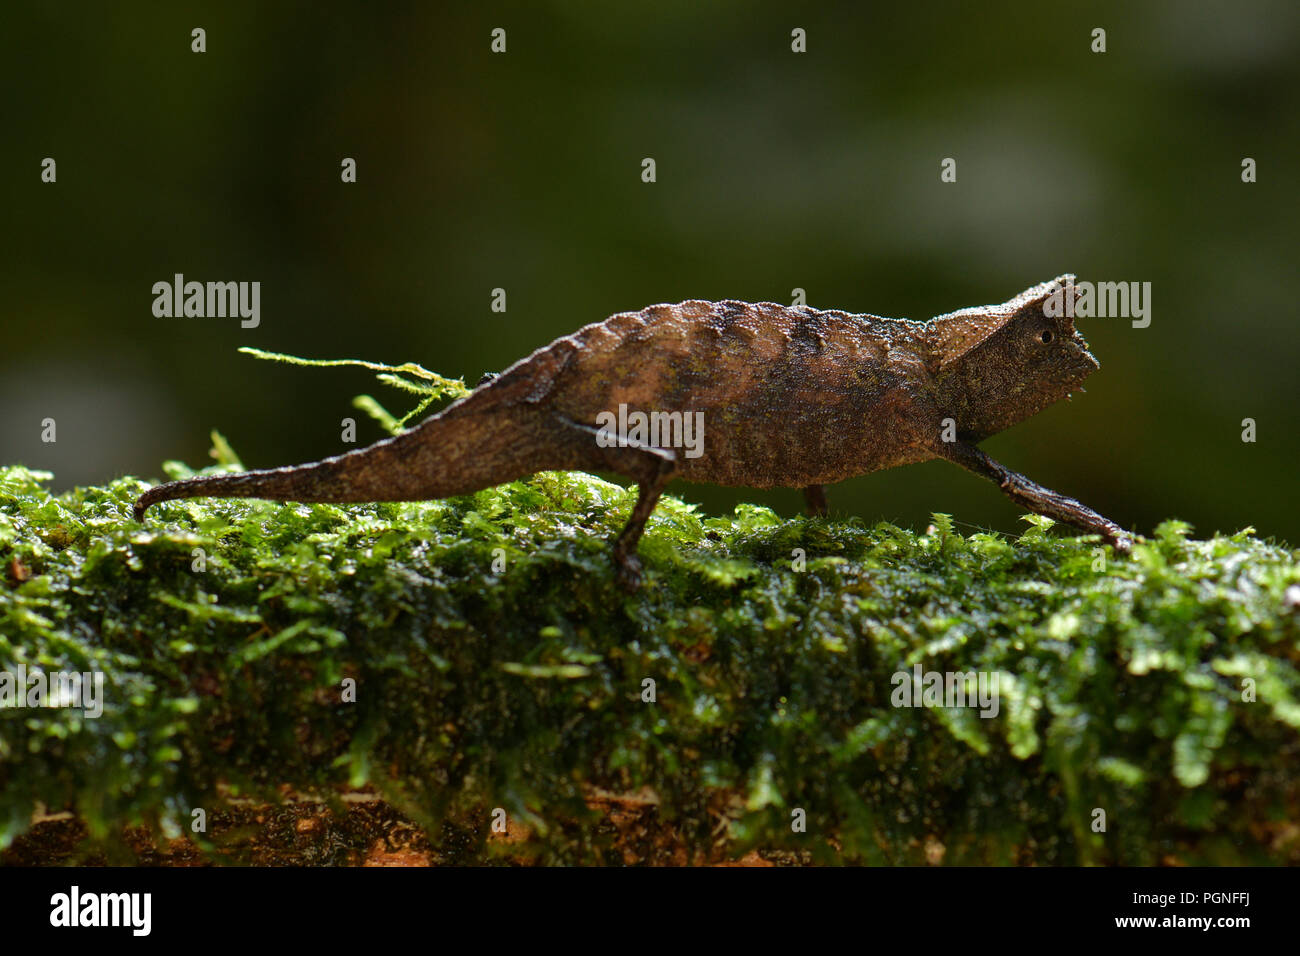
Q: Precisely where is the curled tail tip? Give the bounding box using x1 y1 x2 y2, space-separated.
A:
134 483 174 522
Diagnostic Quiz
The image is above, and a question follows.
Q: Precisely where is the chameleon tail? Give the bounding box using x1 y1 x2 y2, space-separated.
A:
133 403 555 521
134 452 381 521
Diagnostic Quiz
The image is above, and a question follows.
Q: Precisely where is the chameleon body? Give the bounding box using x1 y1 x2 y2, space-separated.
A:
136 276 1130 587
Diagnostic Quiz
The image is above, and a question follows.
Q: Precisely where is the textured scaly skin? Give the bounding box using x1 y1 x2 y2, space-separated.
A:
136 276 1130 587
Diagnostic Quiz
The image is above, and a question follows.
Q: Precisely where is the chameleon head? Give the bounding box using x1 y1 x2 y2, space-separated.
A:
932 276 1101 441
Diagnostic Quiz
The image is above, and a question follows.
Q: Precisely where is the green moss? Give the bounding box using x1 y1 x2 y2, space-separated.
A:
1 356 1298 864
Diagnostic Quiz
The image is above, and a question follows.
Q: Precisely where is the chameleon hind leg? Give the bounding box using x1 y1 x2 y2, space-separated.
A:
552 415 678 589
610 457 676 590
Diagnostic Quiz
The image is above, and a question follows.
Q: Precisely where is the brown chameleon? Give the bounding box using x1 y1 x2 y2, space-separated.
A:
135 275 1131 587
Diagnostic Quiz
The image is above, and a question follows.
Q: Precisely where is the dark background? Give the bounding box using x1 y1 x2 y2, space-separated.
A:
4 1 1297 543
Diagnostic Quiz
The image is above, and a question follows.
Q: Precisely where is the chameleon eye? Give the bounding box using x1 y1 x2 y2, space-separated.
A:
1039 329 1054 344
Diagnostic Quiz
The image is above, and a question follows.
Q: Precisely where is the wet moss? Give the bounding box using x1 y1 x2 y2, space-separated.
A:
1 357 1298 864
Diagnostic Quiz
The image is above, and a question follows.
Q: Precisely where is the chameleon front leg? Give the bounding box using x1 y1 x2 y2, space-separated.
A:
937 441 1131 552
803 484 828 517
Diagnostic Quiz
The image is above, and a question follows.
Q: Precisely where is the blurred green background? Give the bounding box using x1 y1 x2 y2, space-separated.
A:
3 1 1297 543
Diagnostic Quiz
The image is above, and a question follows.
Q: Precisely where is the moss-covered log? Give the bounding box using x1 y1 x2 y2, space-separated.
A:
1 461 1298 864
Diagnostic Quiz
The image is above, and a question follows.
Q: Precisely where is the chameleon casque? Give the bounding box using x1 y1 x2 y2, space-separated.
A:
135 275 1130 588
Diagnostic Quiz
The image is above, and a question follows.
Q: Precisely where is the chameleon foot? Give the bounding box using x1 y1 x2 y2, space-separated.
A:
614 549 643 592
